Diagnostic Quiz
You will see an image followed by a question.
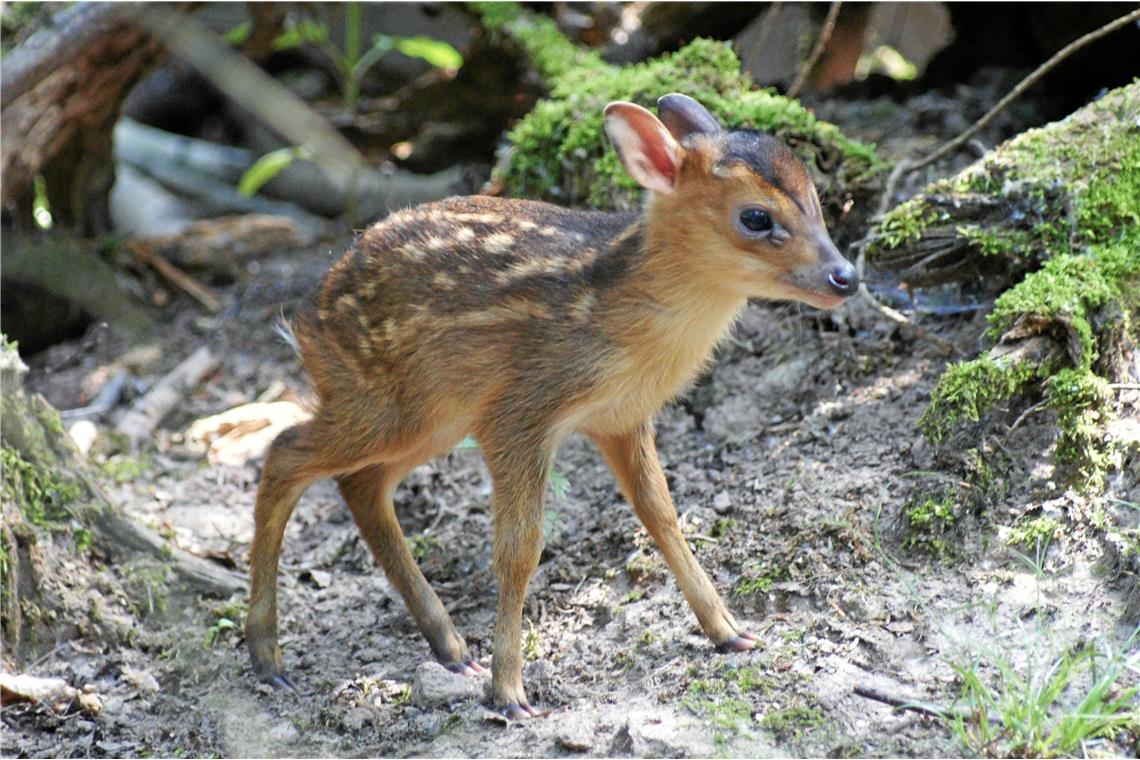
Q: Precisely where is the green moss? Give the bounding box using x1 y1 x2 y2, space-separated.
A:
734 561 789 595
919 355 1052 445
1 446 81 526
473 3 884 211
877 202 939 248
759 703 826 740
902 494 959 559
873 83 1140 266
1006 516 1059 549
988 239 1140 363
98 453 151 484
1047 369 1117 488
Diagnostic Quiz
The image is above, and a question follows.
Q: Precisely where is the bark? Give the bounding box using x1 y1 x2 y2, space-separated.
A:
0 343 244 662
1 3 166 234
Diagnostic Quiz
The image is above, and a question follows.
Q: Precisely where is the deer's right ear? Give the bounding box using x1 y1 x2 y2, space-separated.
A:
604 102 682 195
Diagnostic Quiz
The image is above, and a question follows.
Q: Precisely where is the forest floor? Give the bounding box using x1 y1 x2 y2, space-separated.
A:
5 80 1139 758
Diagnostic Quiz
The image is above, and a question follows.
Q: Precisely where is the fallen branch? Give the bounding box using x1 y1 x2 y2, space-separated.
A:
127 240 221 313
878 7 1140 212
60 369 132 421
786 1 843 99
853 685 997 724
115 117 468 221
116 346 220 443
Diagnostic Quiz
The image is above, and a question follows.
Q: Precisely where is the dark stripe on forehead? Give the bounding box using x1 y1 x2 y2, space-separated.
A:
716 130 808 215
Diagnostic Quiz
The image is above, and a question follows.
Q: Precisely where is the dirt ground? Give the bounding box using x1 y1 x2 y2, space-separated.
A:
5 82 1139 758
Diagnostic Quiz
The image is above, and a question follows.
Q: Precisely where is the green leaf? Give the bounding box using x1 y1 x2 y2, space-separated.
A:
273 21 330 51
224 21 251 45
455 435 480 450
237 147 310 197
548 468 569 500
394 35 462 70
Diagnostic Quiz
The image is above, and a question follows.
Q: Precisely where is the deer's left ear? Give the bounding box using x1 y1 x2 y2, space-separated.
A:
657 93 722 142
603 101 682 195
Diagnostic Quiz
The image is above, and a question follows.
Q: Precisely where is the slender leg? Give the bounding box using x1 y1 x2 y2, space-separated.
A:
479 432 554 719
246 421 364 687
336 461 482 675
591 421 757 651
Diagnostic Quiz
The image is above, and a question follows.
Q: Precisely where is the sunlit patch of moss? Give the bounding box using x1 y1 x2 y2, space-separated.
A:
986 238 1140 367
473 4 884 211
1005 516 1060 549
734 561 789 596
1047 369 1117 488
920 355 1053 446
877 201 938 248
759 702 826 741
869 82 1140 270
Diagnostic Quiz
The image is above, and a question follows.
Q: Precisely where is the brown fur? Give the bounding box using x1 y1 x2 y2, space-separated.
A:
246 111 855 713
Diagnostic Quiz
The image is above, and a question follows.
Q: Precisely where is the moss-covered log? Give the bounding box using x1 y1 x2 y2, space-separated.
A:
0 339 243 662
470 2 885 221
871 83 1140 488
867 82 1139 288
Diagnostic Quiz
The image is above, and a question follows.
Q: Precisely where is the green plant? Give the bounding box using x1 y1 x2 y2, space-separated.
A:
237 146 311 197
407 532 438 562
205 617 237 647
274 3 462 111
949 631 1139 757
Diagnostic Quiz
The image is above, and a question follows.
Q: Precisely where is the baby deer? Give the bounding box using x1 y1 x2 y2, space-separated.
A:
246 94 858 718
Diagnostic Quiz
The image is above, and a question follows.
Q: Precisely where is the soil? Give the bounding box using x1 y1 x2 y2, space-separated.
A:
5 79 1138 758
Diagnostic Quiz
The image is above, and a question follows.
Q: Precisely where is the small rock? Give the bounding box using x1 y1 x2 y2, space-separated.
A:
712 491 733 513
269 720 300 743
556 727 594 752
121 666 160 695
68 420 98 458
411 661 482 708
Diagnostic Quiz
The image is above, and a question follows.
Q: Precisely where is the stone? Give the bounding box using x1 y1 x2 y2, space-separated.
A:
411 661 482 708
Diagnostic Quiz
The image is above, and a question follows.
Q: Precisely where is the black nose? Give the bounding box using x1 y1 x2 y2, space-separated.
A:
827 263 859 296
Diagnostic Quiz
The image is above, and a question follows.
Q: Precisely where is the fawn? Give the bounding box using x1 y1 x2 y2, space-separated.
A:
245 94 858 718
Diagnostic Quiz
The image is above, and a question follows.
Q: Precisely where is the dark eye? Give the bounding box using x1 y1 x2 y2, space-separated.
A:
738 207 773 233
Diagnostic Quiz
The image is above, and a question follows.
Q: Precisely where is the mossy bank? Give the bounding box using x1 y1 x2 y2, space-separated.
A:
470 2 885 219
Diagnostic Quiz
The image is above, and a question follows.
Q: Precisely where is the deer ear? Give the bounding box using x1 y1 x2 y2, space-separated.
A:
603 101 682 195
657 93 722 142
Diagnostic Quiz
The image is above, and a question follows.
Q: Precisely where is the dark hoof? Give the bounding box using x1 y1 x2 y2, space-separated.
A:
501 702 544 720
263 672 298 691
716 633 759 653
445 659 486 677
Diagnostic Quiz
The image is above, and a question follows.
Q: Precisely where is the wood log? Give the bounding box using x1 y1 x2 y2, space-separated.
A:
116 347 220 444
1 3 166 234
1 343 244 661
867 82 1140 288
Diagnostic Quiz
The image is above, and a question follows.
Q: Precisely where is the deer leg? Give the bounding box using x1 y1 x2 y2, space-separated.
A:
479 430 554 719
591 421 757 651
246 421 366 687
336 460 482 675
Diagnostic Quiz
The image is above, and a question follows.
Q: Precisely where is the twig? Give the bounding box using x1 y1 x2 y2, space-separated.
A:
879 7 1140 213
1108 383 1140 391
1007 399 1047 434
128 241 222 313
854 286 961 357
911 8 1140 172
116 347 220 443
787 1 842 99
853 685 994 724
60 369 132 421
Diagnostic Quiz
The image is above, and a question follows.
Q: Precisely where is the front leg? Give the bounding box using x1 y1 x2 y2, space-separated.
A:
591 421 758 651
479 428 556 719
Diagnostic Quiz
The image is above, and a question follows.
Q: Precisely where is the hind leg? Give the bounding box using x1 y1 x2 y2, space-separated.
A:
337 460 482 675
245 418 383 687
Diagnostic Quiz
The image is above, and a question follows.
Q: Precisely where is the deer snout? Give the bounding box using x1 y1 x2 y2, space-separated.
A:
826 259 859 297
